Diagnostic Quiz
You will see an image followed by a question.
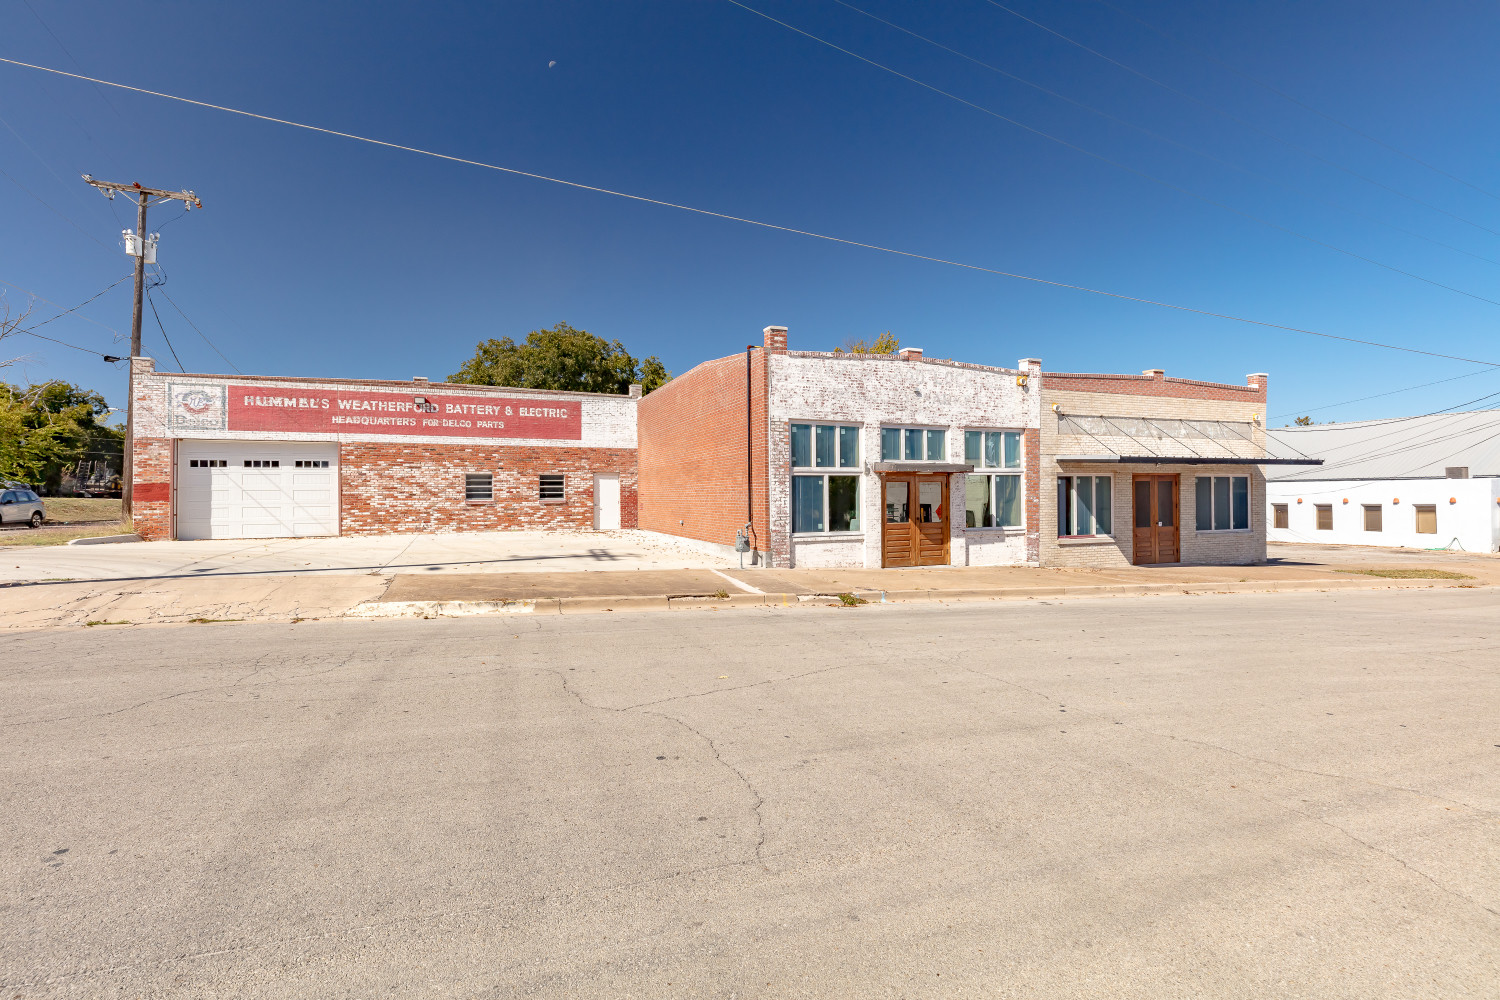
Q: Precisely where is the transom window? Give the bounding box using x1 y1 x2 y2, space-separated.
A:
790 423 859 468
1194 476 1250 531
465 473 494 501
539 475 565 501
1058 475 1112 537
964 430 1021 469
881 426 946 462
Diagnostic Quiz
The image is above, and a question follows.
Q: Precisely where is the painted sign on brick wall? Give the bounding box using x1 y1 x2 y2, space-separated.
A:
227 386 582 439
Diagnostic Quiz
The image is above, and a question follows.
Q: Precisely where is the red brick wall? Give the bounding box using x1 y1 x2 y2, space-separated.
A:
1024 427 1041 563
339 442 637 535
132 437 173 540
1047 372 1267 403
637 350 769 556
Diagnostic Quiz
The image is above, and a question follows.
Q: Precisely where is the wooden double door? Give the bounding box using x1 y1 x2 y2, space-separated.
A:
882 474 950 567
1132 474 1180 564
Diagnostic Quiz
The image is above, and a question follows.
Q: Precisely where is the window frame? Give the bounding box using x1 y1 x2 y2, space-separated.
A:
1194 475 1251 532
790 421 864 536
963 429 1023 470
880 424 948 463
1413 504 1438 534
1363 504 1382 532
1057 475 1113 538
964 473 1024 530
465 472 494 503
1314 504 1333 531
539 474 566 503
790 421 861 470
1273 503 1289 529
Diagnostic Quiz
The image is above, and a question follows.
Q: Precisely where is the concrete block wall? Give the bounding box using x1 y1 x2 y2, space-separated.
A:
1266 477 1500 553
1041 374 1269 567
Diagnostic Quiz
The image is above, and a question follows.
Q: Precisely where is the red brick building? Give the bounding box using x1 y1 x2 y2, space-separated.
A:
126 358 638 540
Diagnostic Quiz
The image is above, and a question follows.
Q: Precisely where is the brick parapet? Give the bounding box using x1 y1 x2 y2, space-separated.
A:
1045 371 1267 404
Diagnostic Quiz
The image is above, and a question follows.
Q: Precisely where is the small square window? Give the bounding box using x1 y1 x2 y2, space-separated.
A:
1273 503 1288 529
540 475 565 501
465 473 493 502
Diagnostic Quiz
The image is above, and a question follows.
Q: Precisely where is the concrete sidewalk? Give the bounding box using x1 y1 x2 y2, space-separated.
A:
4 545 1492 629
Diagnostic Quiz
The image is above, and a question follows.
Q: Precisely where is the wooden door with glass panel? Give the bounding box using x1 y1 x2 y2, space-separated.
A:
883 474 950 567
1132 474 1180 564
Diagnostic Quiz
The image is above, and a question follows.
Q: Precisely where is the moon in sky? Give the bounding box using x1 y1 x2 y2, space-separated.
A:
548 60 557 68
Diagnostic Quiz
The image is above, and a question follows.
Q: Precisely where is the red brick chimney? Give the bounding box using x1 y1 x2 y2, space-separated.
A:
763 326 788 353
897 347 924 361
1247 373 1268 399
1142 368 1165 379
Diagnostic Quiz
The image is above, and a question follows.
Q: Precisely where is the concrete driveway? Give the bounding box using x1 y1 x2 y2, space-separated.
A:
3 589 1497 997
0 529 720 584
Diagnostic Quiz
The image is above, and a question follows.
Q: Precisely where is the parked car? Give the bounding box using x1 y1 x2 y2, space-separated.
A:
0 488 45 528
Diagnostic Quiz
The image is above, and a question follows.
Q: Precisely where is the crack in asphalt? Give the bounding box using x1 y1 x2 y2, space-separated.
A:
539 667 771 870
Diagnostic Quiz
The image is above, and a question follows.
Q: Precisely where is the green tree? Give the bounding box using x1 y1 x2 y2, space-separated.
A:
833 331 900 354
448 322 672 394
0 382 123 493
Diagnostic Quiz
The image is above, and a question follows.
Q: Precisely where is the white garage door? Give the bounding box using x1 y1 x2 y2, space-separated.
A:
177 441 339 540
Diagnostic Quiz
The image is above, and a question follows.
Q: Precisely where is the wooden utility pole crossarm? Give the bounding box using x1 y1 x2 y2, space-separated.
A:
82 175 203 518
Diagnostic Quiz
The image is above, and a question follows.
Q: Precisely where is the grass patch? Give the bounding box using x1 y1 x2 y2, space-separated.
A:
43 497 122 523
0 522 134 547
837 592 867 607
84 620 131 627
188 617 243 624
713 588 730 599
1336 568 1475 580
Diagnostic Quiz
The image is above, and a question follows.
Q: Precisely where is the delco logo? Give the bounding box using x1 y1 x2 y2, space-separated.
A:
167 383 227 430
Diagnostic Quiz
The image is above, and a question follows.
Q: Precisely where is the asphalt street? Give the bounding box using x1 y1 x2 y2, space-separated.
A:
3 590 1498 997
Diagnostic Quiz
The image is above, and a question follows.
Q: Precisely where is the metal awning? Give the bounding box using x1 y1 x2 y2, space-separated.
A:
1056 455 1323 466
872 462 975 474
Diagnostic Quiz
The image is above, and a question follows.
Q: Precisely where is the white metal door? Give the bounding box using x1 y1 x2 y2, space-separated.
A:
177 441 339 540
594 474 621 530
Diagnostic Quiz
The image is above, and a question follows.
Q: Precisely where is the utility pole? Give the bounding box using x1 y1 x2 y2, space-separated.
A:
82 176 201 519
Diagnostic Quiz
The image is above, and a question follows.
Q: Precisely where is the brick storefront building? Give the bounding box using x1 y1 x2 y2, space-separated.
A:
127 358 638 540
125 327 1305 566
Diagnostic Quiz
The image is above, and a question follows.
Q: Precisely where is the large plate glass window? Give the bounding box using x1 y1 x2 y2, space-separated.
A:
1057 475 1112 537
880 426 947 462
1194 475 1250 531
791 422 861 533
964 430 1023 528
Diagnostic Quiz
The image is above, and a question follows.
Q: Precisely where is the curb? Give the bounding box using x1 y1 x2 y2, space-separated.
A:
337 577 1483 621
66 533 143 546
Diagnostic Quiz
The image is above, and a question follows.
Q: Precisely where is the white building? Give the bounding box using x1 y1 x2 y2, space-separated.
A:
1266 409 1500 553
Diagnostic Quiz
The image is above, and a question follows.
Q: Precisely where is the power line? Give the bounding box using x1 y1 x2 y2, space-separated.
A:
155 288 241 373
1092 0 1500 205
980 0 1500 240
725 1 1500 310
1271 368 1500 421
828 0 1500 271
18 274 132 333
3 55 1499 369
144 287 185 372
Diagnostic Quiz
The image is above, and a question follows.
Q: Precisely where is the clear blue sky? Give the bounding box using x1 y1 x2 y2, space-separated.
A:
4 0 1499 426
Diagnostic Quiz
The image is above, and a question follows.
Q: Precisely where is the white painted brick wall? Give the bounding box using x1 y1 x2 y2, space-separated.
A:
132 358 636 448
770 352 1041 568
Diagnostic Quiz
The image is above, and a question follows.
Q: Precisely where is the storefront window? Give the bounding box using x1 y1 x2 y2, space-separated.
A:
1194 475 1250 531
791 422 862 534
966 474 1023 528
1058 476 1112 536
